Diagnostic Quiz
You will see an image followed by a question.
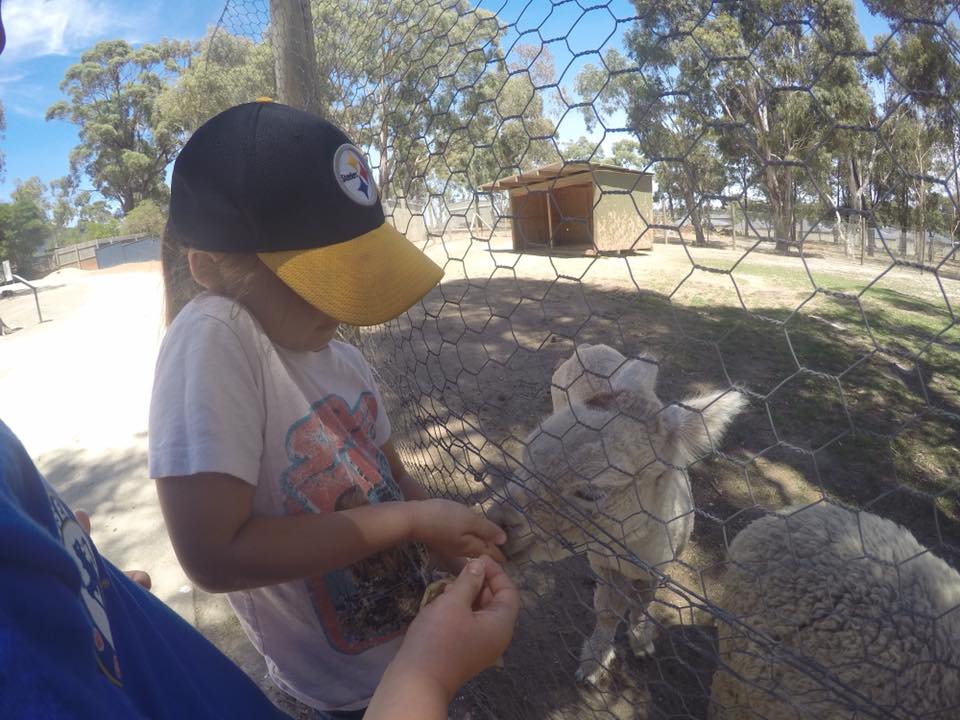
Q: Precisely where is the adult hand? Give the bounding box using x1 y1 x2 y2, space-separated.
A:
365 556 520 719
74 509 153 590
400 556 520 699
411 499 507 563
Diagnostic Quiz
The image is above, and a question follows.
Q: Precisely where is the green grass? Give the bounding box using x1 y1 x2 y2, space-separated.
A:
733 262 863 293
618 267 959 538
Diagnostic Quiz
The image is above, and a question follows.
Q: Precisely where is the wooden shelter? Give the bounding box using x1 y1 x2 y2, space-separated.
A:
480 162 653 254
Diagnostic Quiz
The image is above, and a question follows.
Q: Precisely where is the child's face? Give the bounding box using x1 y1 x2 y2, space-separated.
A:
191 250 340 351
242 262 341 351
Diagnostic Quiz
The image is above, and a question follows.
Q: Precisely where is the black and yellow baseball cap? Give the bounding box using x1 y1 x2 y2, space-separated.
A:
168 100 443 326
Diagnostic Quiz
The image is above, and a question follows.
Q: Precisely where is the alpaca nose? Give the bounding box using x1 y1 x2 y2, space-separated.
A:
480 496 524 537
482 497 508 528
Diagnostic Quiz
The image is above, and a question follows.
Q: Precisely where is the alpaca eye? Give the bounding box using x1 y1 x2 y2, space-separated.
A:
572 486 600 502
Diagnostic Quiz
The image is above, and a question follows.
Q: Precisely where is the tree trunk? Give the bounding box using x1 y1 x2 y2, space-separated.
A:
834 157 842 245
846 156 863 258
898 185 909 257
762 162 792 254
953 125 960 261
375 31 392 202
682 182 707 247
690 206 707 247
378 86 390 202
791 179 799 248
866 219 876 257
270 0 323 116
917 178 926 263
773 210 791 254
914 127 928 264
730 203 737 250
773 169 794 254
843 217 857 257
666 193 676 244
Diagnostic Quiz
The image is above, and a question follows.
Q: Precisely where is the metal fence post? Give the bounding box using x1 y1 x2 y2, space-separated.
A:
12 274 43 324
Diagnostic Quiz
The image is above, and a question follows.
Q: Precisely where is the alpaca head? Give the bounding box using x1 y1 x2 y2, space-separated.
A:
490 347 746 566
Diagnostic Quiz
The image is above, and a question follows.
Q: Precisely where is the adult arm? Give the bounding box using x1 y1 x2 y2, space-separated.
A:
365 556 520 720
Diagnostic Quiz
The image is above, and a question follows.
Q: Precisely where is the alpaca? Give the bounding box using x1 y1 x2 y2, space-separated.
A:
489 344 745 685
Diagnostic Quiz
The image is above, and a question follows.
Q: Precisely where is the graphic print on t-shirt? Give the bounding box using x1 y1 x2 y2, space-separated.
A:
279 392 427 654
46 489 123 685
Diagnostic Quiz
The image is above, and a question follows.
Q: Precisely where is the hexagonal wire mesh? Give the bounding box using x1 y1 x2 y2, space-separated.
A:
194 1 960 717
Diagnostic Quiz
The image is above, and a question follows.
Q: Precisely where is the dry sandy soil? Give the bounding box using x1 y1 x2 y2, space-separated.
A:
2 238 957 719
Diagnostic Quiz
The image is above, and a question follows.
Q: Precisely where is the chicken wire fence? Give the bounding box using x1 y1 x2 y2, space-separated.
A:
199 1 960 717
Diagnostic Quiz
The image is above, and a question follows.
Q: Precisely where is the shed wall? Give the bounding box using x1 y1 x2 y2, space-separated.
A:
593 169 653 251
510 191 549 249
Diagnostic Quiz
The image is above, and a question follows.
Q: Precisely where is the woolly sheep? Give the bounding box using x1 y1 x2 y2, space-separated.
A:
489 344 746 686
710 502 960 719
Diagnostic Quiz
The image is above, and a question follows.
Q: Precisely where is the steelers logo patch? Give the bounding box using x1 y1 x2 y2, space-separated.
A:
333 144 378 206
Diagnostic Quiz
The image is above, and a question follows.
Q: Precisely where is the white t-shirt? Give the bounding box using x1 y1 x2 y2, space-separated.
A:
148 293 427 712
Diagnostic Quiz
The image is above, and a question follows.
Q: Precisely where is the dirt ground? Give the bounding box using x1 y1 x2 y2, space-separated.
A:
2 239 957 719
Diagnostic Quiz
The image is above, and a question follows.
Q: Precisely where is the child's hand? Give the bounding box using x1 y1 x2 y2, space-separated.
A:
74 509 153 590
430 551 467 575
411 499 507 563
397 557 520 700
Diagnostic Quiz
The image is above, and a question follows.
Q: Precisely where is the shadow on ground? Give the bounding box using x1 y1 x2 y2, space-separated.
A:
357 274 960 720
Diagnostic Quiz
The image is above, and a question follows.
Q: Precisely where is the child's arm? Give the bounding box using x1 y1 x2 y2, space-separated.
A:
155 472 506 593
382 440 430 502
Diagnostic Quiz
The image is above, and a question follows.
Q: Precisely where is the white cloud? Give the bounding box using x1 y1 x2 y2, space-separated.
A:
2 0 154 61
9 103 46 120
0 78 50 120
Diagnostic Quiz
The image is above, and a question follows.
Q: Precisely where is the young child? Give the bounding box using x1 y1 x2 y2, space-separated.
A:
148 100 507 717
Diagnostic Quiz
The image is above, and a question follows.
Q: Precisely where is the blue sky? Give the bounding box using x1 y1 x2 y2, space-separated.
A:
1 0 891 203
0 0 224 199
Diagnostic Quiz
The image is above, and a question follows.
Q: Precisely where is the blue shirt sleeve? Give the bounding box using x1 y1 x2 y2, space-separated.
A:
0 420 290 719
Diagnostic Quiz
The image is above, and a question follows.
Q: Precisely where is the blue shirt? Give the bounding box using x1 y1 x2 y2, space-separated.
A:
0 420 290 719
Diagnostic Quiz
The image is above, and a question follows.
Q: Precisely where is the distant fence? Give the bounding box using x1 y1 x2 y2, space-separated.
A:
656 207 960 265
95 236 161 270
34 234 160 274
388 198 959 264
384 197 505 246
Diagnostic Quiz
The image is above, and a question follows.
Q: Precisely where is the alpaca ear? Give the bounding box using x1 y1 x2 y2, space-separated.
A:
613 357 659 396
659 390 746 465
555 343 594 371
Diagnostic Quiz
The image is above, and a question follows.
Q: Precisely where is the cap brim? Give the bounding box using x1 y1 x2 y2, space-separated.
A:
258 223 443 326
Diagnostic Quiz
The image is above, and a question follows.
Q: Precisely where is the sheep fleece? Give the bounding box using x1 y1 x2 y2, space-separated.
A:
710 502 960 719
